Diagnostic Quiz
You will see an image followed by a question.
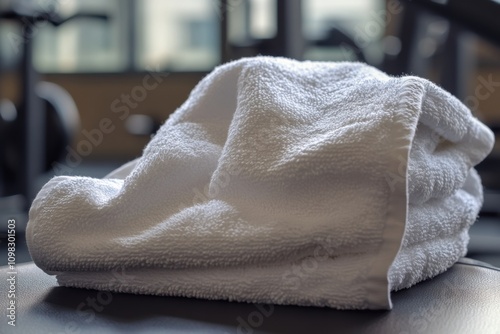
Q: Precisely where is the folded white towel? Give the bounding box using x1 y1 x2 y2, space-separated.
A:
26 57 494 310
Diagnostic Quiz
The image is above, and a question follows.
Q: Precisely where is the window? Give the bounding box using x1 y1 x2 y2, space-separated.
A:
0 0 221 73
34 0 127 72
0 0 388 73
136 0 220 71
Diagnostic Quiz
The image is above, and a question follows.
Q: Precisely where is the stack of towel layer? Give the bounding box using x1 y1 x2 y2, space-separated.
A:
26 57 494 309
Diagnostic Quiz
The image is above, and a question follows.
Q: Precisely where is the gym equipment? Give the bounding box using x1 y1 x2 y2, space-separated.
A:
0 0 107 212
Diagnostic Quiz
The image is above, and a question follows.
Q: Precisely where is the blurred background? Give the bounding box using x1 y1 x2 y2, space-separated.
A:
0 0 499 265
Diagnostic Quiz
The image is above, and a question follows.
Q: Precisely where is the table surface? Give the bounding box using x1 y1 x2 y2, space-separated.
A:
0 258 499 334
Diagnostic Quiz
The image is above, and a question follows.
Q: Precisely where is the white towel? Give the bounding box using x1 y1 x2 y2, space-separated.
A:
26 57 494 310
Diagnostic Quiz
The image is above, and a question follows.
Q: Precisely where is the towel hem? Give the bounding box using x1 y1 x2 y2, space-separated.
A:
364 77 426 309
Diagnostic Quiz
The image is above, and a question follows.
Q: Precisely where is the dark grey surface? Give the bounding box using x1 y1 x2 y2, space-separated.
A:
0 258 499 334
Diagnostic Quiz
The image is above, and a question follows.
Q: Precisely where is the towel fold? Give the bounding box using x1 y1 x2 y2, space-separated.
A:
26 57 494 310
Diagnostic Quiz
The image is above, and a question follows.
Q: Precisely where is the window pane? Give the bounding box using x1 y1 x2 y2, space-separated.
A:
0 22 20 71
34 0 127 73
136 0 220 71
249 0 276 39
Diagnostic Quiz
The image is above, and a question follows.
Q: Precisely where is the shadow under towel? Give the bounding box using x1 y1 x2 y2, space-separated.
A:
26 57 494 310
